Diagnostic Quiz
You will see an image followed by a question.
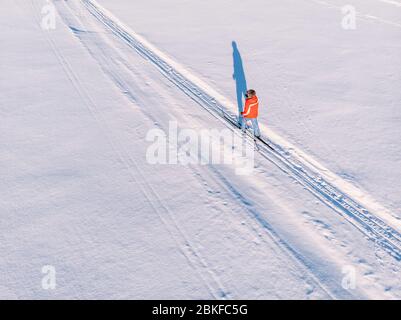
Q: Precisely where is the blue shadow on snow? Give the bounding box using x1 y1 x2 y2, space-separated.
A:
232 41 248 125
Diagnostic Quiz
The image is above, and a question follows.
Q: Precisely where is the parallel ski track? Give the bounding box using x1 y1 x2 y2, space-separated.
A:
55 0 338 298
35 0 229 299
83 0 401 261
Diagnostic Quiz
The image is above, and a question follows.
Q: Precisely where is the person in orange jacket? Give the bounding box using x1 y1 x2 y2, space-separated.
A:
241 89 261 137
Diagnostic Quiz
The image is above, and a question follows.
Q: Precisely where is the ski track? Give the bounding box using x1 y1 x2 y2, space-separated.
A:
74 0 401 263
50 0 401 296
32 0 231 299
52 0 339 298
44 0 401 298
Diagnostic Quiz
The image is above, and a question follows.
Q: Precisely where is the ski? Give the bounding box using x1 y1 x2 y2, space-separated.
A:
221 111 275 151
256 136 275 151
222 111 241 129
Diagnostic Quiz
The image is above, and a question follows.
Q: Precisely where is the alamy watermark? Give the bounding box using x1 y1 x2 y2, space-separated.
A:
341 5 357 30
146 121 256 175
41 265 56 290
41 0 56 31
341 265 356 290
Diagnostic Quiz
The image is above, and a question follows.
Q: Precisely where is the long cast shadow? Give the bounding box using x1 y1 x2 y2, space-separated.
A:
232 41 248 125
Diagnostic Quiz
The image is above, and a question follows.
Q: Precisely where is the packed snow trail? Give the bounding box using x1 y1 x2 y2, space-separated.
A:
3 0 401 300
31 0 400 298
51 0 342 299
78 0 401 262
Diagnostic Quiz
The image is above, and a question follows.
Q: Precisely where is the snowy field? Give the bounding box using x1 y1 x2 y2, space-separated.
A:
0 0 400 299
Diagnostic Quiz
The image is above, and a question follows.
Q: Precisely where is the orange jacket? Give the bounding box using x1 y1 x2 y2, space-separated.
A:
242 95 259 118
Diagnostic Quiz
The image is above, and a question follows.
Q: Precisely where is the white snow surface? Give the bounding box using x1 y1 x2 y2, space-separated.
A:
0 0 400 299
